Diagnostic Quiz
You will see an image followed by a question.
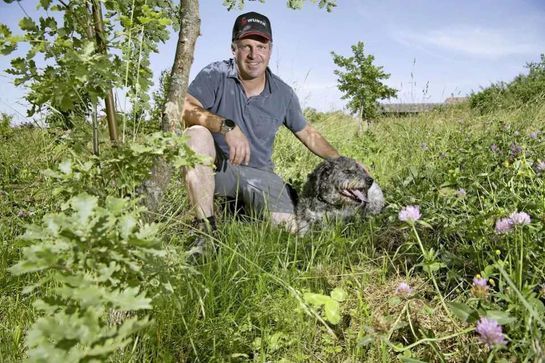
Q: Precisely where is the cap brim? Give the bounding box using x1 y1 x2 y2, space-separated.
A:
236 31 272 41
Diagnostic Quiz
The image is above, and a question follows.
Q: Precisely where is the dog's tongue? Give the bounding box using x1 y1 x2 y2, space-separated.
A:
344 189 367 203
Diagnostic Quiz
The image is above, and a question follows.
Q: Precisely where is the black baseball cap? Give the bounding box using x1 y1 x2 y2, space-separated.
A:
232 12 272 42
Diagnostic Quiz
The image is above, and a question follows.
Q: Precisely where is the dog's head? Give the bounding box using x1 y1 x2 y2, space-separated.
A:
301 156 374 208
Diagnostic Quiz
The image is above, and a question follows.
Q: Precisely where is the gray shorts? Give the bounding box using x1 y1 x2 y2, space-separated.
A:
214 158 295 215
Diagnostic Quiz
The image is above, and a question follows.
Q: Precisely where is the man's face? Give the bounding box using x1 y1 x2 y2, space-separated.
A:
233 35 272 80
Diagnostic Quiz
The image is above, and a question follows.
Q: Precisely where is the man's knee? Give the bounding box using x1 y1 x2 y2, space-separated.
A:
184 125 215 158
182 125 216 187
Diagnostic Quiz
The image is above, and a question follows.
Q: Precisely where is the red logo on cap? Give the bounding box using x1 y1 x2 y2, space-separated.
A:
241 17 248 25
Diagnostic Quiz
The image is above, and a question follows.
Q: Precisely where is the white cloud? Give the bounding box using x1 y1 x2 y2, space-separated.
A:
395 25 543 59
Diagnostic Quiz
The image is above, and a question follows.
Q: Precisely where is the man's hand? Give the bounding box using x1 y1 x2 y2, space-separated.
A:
225 127 250 165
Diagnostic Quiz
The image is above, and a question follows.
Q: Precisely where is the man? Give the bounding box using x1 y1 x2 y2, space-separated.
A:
182 11 341 249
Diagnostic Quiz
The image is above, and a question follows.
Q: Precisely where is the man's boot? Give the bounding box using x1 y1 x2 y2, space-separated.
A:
187 215 219 259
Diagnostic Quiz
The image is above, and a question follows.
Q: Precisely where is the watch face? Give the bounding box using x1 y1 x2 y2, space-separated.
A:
225 119 236 128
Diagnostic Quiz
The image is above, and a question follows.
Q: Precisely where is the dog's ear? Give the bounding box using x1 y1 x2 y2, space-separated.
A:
301 160 334 197
301 165 320 198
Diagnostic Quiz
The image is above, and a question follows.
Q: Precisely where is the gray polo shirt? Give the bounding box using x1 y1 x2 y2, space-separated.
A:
187 59 307 171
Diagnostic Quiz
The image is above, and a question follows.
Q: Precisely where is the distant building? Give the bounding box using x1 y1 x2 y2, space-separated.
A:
379 96 468 115
444 96 469 104
379 103 441 115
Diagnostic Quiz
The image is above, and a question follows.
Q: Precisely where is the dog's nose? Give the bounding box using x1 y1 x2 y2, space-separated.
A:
365 176 374 185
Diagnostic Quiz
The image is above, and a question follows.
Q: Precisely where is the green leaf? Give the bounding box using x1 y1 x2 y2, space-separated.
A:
330 287 347 302
22 282 44 294
448 302 477 323
482 264 495 278
134 223 160 242
528 296 545 314
0 40 17 55
44 214 63 236
303 291 344 324
80 41 95 61
70 194 98 225
137 16 152 25
438 187 455 197
483 310 517 325
81 160 95 172
0 23 12 38
19 17 36 31
107 287 152 310
389 296 402 306
105 196 128 216
416 220 433 229
303 292 331 307
130 143 153 155
39 0 52 9
59 160 72 174
423 261 446 273
323 300 341 324
9 57 26 72
56 285 104 308
0 23 18 55
158 18 172 26
119 214 137 240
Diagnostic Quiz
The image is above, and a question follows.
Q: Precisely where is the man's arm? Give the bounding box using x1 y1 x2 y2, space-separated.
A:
295 124 373 175
182 94 250 166
294 124 341 160
182 94 224 132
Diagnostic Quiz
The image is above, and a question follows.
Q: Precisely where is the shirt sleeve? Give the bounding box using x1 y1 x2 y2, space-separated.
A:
187 62 221 110
284 89 307 133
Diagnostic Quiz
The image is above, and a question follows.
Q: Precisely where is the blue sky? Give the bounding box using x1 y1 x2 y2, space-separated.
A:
1 0 544 123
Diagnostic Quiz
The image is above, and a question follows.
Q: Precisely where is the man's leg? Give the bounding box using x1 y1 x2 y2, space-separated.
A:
236 167 300 233
183 125 216 221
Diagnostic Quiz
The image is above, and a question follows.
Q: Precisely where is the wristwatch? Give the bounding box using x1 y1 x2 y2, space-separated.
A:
219 118 236 135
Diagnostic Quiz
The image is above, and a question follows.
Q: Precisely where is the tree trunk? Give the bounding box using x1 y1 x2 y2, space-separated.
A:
161 0 200 134
357 107 370 135
91 0 118 143
357 108 363 135
139 0 201 216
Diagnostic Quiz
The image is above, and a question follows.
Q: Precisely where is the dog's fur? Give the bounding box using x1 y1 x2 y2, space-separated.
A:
295 156 384 234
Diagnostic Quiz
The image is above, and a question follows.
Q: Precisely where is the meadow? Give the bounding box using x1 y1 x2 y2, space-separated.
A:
1 96 544 362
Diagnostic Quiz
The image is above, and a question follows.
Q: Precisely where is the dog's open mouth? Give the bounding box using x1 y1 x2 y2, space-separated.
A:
339 188 368 204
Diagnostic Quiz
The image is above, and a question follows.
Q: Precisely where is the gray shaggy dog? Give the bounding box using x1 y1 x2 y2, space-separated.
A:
295 156 384 234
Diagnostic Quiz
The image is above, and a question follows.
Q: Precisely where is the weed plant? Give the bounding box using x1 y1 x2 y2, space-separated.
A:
1 98 545 361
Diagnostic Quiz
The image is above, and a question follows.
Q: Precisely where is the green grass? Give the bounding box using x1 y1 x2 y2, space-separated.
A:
1 101 545 362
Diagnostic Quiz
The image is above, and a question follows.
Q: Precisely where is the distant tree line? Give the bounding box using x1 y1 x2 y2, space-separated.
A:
470 54 545 114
